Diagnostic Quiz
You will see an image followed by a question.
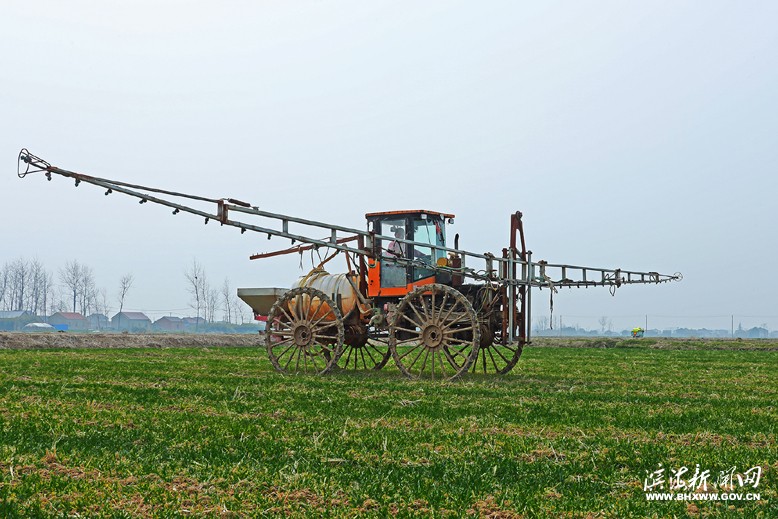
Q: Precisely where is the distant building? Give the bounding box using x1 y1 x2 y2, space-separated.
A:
112 311 151 332
0 310 34 331
747 327 768 339
182 316 207 331
48 312 89 331
88 313 110 330
153 316 184 332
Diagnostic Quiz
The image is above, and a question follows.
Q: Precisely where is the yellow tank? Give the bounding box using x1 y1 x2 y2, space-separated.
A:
290 270 370 321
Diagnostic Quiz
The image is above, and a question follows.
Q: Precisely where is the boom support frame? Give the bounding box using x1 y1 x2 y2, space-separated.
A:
18 148 682 346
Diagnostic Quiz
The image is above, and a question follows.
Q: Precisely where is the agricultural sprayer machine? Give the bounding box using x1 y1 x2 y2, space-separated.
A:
18 149 681 380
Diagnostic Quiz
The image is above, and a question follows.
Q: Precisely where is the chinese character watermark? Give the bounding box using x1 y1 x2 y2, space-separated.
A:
643 464 763 502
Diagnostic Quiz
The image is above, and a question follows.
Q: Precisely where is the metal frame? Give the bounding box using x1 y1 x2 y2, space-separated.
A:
18 148 682 347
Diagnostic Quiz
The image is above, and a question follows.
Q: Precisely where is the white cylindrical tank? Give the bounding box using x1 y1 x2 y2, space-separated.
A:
291 270 370 320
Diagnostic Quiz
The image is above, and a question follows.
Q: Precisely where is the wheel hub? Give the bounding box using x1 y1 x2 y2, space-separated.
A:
421 323 444 349
293 323 313 347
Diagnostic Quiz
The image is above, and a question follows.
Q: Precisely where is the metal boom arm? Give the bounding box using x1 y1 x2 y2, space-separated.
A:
17 149 681 291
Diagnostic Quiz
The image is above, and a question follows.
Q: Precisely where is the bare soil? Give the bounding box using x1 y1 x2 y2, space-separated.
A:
530 336 778 350
0 332 263 350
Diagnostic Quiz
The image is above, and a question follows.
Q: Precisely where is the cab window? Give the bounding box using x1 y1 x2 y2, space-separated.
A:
380 218 407 288
411 215 445 281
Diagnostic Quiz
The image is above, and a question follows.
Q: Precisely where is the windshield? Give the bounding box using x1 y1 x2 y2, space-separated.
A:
412 216 445 253
412 215 446 281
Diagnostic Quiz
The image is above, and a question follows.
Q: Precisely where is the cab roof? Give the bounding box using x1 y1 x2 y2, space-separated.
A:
365 209 455 219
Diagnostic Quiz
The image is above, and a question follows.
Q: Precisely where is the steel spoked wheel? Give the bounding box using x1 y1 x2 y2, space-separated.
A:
339 325 392 371
389 284 480 380
265 287 344 375
471 340 524 375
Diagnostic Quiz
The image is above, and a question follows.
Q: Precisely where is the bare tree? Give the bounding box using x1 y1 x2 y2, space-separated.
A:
78 265 96 316
184 259 206 330
598 316 612 333
53 298 69 313
48 285 67 315
95 288 111 328
117 273 134 314
206 287 219 323
8 258 28 311
27 259 52 316
0 261 14 311
0 263 8 310
28 259 42 314
233 295 247 325
0 258 53 315
60 260 83 313
221 278 233 323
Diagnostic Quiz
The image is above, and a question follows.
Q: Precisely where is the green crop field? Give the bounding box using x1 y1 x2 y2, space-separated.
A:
0 341 775 517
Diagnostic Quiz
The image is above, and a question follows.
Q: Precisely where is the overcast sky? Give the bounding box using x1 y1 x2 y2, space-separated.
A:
2 1 777 330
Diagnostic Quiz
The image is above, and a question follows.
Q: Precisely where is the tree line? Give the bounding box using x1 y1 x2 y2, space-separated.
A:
0 257 248 325
0 257 124 317
183 259 248 325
